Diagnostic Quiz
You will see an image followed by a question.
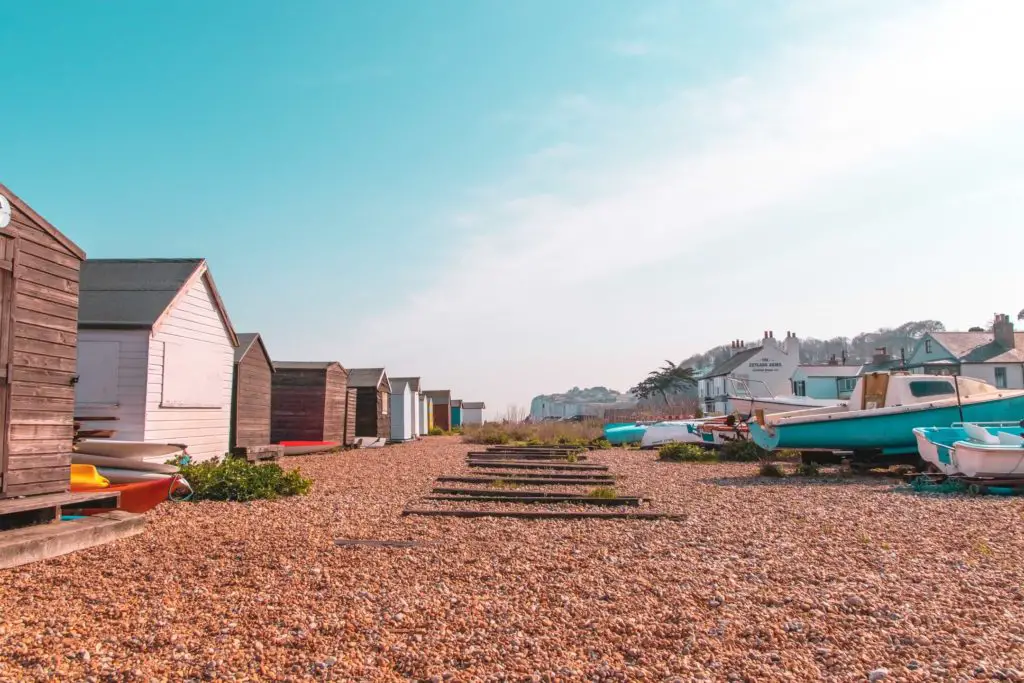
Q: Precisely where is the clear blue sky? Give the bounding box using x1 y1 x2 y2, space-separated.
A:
4 0 1024 415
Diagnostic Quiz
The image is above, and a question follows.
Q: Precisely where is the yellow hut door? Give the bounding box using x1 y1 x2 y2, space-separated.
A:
861 373 890 410
0 235 16 494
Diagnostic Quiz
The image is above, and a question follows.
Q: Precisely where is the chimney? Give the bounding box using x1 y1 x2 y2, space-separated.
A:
784 331 799 356
872 346 890 365
994 312 1015 349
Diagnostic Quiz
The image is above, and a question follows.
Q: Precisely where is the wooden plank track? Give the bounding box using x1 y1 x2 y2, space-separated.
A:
466 461 608 471
335 539 431 548
484 447 584 454
424 495 642 506
432 487 637 498
437 476 614 486
455 471 614 480
467 452 588 461
403 509 685 521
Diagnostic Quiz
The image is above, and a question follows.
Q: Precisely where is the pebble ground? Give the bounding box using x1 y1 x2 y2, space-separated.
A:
2 436 1023 681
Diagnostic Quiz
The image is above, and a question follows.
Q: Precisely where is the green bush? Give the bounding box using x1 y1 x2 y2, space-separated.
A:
428 426 445 436
589 438 612 450
179 457 312 502
794 461 820 477
758 462 786 478
719 439 767 462
658 443 718 462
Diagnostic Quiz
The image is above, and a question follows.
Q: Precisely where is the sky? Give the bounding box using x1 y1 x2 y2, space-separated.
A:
3 0 1024 417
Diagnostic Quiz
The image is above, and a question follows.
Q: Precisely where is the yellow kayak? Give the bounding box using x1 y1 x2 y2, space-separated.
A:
71 463 110 488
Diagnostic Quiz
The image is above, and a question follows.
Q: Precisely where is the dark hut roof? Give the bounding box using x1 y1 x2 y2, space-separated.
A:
702 346 763 378
273 361 345 371
78 259 237 346
348 368 392 391
234 332 273 369
390 377 421 392
463 401 486 409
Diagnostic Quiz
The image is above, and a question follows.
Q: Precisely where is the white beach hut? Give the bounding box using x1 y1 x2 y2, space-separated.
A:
74 258 238 462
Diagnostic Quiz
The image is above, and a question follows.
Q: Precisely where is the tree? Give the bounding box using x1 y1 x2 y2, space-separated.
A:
630 360 697 407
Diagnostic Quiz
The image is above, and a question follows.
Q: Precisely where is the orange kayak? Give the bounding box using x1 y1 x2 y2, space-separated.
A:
71 475 190 513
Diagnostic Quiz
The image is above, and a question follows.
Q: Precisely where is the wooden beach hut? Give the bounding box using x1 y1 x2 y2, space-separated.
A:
231 332 274 453
76 258 238 462
348 368 392 442
423 389 452 431
270 362 349 445
0 183 141 564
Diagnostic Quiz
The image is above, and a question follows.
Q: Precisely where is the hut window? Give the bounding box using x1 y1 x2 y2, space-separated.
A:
925 340 933 354
76 341 120 406
161 341 224 408
381 392 388 415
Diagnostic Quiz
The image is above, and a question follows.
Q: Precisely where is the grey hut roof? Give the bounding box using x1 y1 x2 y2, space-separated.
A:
423 389 452 404
348 368 392 391
273 361 345 371
463 401 486 409
234 332 273 369
703 346 763 378
391 377 421 392
78 258 238 345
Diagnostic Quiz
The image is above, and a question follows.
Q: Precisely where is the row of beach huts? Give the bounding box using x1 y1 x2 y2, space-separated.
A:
0 182 483 565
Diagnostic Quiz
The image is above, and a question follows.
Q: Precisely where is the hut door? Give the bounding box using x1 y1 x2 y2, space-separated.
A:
861 373 889 410
0 235 16 494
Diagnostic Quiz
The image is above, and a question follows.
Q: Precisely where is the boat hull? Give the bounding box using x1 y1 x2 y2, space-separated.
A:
729 396 841 415
279 441 340 456
953 442 1024 478
603 424 646 445
750 394 1024 454
640 420 712 448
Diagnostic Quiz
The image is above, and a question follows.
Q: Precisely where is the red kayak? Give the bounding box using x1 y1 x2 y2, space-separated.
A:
278 441 340 456
72 475 191 513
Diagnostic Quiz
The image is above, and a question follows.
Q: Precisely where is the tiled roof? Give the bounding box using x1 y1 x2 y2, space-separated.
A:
702 346 763 378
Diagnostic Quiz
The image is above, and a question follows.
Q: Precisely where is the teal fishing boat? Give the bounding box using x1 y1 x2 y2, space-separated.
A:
603 422 647 445
749 373 1024 464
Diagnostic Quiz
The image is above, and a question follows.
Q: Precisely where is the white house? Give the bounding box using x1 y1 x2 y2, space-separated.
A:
698 331 801 415
75 258 238 461
388 378 417 442
462 401 486 425
790 363 863 400
905 314 1024 389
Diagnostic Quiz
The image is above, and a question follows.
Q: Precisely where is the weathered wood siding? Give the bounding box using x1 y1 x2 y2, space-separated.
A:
144 276 234 461
231 346 272 448
323 365 347 444
354 387 378 438
433 402 451 431
74 329 149 441
4 198 83 497
271 369 326 443
343 387 357 446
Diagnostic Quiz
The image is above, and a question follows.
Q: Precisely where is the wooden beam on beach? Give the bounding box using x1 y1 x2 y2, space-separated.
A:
432 487 638 499
466 461 609 472
402 509 685 521
423 495 642 506
466 452 588 461
436 476 615 486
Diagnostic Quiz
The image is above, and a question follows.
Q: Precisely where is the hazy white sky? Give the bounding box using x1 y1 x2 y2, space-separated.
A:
343 0 1024 414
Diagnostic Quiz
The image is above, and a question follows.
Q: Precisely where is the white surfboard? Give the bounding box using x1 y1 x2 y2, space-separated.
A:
95 467 176 484
72 453 178 474
74 440 185 461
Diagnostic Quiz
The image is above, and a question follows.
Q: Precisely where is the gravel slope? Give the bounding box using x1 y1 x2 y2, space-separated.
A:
2 437 1023 681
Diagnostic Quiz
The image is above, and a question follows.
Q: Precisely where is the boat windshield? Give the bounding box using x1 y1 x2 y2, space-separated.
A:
727 377 774 399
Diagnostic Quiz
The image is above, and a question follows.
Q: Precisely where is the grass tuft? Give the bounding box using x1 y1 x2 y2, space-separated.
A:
657 443 717 463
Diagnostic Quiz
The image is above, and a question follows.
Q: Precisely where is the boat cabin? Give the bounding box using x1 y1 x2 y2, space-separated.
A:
850 372 1000 410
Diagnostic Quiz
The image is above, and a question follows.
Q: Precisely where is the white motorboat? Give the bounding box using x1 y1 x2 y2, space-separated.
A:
915 422 1024 478
726 378 842 416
